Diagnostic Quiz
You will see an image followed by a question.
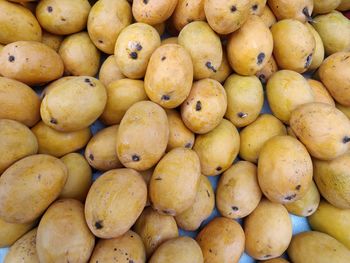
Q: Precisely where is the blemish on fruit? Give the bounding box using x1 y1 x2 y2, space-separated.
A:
98 40 103 44
295 185 301 190
155 177 162 181
342 136 350 144
230 5 237 12
84 78 95 87
206 190 210 197
258 74 266 84
185 142 192 148
205 61 217 72
161 56 166 61
216 166 222 171
161 94 170 100
284 194 297 201
50 118 58 124
302 7 313 22
143 0 149 4
237 112 248 118
47 6 53 13
195 101 202 111
89 154 94 161
95 220 103 229
132 154 140 162
232 206 239 211
130 52 138 59
257 52 265 65
252 4 258 11
8 55 15 62
136 43 142 51
305 54 312 68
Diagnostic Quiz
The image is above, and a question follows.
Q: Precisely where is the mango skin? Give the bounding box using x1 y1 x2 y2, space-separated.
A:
84 168 147 239
0 119 38 175
0 154 68 224
258 136 313 204
284 180 320 217
116 101 169 171
313 153 350 209
0 218 35 248
36 199 95 263
308 200 350 249
0 41 64 86
149 236 203 263
197 217 245 263
134 207 178 258
313 11 350 55
4 228 39 263
193 119 240 176
89 230 146 263
271 19 315 73
239 114 287 163
319 52 350 106
290 102 350 161
150 148 201 216
0 0 42 44
287 231 350 263
244 199 292 260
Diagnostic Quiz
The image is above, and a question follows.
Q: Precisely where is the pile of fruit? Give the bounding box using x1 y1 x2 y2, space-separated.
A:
0 0 350 262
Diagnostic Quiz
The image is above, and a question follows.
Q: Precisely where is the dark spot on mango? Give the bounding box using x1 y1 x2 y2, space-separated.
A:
258 74 266 84
143 0 148 4
205 61 217 72
216 166 222 171
343 136 350 144
84 78 95 87
284 194 297 201
89 154 94 161
305 54 312 68
130 52 138 59
129 260 134 263
237 112 248 118
47 6 53 12
209 249 213 253
95 220 103 229
61 17 66 22
98 40 103 44
114 248 117 251
155 177 162 181
132 154 140 162
264 254 272 258
257 52 265 65
206 190 210 197
232 206 239 211
161 56 166 61
195 101 202 111
308 208 313 213
296 185 301 191
50 118 58 124
185 142 192 148
8 55 15 62
252 4 258 11
302 7 313 22
230 5 237 12
136 43 142 51
187 18 194 23
161 94 170 100
162 209 172 215
130 235 134 238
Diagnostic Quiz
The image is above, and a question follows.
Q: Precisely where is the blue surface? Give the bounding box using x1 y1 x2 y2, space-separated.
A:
0 90 311 262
